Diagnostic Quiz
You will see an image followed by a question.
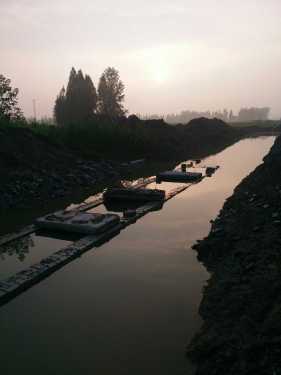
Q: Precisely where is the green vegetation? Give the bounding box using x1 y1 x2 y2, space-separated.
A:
0 115 250 162
54 67 98 126
97 67 126 117
12 117 181 161
0 74 23 121
54 67 126 126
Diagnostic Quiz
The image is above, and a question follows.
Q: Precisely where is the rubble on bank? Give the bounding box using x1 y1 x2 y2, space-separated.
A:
187 135 281 374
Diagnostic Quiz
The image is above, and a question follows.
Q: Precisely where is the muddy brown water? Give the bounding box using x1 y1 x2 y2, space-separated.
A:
0 137 275 375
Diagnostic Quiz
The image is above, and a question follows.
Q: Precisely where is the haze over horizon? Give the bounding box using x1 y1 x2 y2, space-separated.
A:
1 0 281 119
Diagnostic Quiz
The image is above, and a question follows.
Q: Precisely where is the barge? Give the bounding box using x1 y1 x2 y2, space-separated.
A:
156 170 202 183
103 187 165 203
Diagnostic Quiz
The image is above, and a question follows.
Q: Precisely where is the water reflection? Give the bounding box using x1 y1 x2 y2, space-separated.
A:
35 229 82 242
104 200 147 213
0 234 71 281
0 235 34 262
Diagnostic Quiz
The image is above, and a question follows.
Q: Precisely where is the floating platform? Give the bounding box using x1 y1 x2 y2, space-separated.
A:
0 177 204 307
156 170 202 183
36 211 120 235
103 187 165 203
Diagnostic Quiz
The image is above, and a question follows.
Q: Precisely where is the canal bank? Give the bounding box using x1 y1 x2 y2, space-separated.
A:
0 137 275 375
2 117 275 213
187 135 281 374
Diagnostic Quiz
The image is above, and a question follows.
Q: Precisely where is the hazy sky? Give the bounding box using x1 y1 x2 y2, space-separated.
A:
1 0 281 119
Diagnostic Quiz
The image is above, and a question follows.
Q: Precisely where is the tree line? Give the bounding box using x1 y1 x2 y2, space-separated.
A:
54 67 126 126
0 72 278 162
0 67 126 125
0 71 273 126
166 107 271 124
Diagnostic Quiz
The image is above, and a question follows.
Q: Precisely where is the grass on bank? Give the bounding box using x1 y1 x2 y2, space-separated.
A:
1 117 279 162
0 117 181 161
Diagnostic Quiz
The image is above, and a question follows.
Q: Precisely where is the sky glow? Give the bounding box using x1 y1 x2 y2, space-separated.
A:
1 0 280 118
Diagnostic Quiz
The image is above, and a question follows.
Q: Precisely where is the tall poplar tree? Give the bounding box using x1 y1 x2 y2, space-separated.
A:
54 67 97 126
97 67 126 118
54 87 66 126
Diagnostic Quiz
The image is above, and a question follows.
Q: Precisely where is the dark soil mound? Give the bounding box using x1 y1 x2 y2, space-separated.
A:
186 117 229 132
179 117 240 157
0 126 118 210
0 126 75 174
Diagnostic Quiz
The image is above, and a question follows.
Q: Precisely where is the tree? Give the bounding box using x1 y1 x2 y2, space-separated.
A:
223 109 228 121
54 67 97 126
237 107 270 122
84 74 98 116
97 67 126 118
0 74 23 121
54 87 66 126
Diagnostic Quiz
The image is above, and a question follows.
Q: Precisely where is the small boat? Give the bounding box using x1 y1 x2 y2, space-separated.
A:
36 211 120 235
156 170 202 183
103 187 165 202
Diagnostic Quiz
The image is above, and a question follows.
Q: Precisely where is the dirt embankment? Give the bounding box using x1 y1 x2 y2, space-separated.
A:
0 126 119 210
187 135 281 374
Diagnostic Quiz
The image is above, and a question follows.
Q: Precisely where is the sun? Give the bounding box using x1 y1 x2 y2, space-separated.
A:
131 46 176 84
153 67 170 83
149 63 170 84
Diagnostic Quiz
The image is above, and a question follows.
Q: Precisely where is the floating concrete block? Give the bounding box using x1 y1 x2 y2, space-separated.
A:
36 211 120 235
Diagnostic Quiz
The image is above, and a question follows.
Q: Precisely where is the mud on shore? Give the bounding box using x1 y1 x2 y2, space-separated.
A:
188 136 281 374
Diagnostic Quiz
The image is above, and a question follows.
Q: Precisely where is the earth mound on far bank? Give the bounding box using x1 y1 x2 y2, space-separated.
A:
0 117 275 211
0 126 76 174
186 117 229 132
0 126 117 210
179 117 240 157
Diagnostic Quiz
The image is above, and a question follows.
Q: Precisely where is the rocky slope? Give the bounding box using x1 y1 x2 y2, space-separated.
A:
187 135 281 374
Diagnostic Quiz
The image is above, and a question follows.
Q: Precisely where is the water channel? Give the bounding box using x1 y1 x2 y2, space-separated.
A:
0 136 275 375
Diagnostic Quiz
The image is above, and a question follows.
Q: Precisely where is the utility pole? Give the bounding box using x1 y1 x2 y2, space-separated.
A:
32 99 37 121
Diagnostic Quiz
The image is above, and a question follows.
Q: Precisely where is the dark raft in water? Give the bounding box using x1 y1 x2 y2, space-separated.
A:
156 170 202 183
103 187 165 202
